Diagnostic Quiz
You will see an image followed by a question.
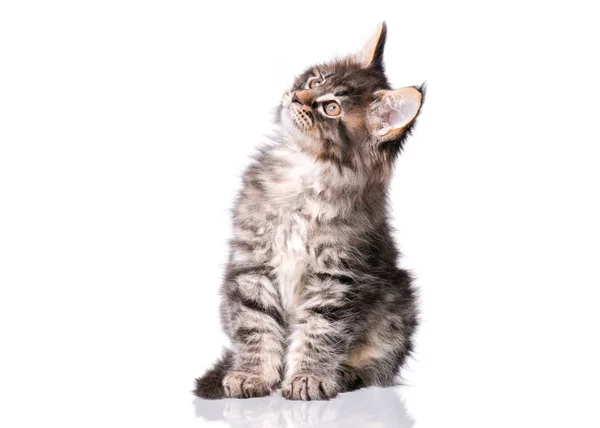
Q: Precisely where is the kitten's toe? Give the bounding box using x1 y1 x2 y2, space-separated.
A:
281 375 338 401
223 372 272 399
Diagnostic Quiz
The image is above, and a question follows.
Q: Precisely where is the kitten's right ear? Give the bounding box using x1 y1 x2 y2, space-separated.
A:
353 22 387 70
369 86 423 142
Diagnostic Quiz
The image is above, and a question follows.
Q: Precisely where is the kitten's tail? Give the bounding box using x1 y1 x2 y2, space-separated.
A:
193 349 234 399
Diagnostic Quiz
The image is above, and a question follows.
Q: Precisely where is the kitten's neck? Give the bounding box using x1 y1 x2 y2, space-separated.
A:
270 130 391 208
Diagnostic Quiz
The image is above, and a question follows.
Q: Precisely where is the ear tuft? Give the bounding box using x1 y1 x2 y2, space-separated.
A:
370 87 423 141
354 22 387 69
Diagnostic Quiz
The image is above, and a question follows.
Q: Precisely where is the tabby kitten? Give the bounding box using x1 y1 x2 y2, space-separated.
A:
194 22 424 401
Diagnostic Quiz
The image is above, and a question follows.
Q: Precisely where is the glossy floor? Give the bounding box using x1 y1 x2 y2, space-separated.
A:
194 387 413 428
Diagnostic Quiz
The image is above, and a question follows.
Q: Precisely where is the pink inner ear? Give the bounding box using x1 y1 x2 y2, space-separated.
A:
378 106 406 136
377 88 421 136
388 110 404 128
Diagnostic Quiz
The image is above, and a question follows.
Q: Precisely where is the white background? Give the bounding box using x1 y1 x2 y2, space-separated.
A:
1 1 599 427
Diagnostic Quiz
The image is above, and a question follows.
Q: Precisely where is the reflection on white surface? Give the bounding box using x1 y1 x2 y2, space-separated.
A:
193 386 414 427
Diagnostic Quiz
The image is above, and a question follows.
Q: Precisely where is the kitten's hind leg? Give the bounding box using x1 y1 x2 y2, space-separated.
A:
343 296 418 387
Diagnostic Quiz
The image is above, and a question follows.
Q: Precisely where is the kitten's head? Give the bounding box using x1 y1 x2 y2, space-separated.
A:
278 23 424 172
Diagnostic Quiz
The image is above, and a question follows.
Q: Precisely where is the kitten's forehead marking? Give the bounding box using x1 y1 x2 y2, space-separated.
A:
305 71 332 89
315 94 340 103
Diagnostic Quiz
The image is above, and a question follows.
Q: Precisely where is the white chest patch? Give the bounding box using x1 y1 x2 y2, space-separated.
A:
267 147 320 314
271 212 310 313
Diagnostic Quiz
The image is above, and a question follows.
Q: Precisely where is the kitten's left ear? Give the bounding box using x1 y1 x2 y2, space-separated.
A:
354 22 387 70
369 86 423 141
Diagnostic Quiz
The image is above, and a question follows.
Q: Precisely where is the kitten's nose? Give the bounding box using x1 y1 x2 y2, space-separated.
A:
292 90 313 107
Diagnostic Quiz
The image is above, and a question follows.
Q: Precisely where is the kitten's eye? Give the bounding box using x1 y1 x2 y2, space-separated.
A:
323 101 341 117
309 77 323 89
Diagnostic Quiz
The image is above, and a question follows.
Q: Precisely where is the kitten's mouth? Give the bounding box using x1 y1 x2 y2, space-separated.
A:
289 103 313 132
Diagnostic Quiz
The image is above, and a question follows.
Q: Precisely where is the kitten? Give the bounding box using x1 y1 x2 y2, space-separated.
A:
194 22 424 401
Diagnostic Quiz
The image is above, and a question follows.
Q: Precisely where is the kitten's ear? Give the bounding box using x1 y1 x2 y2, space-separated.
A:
369 86 423 141
354 22 387 69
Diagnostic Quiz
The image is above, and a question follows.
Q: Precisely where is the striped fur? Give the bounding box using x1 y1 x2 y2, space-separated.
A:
195 22 423 401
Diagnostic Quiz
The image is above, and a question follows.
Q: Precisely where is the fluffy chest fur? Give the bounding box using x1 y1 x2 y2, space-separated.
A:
262 146 326 313
270 211 309 313
233 142 366 316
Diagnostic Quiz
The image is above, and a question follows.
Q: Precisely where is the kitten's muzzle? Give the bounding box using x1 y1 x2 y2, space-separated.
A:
289 101 314 131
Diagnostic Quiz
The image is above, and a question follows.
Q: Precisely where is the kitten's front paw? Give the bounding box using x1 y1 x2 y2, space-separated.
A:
281 375 338 401
223 372 272 399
